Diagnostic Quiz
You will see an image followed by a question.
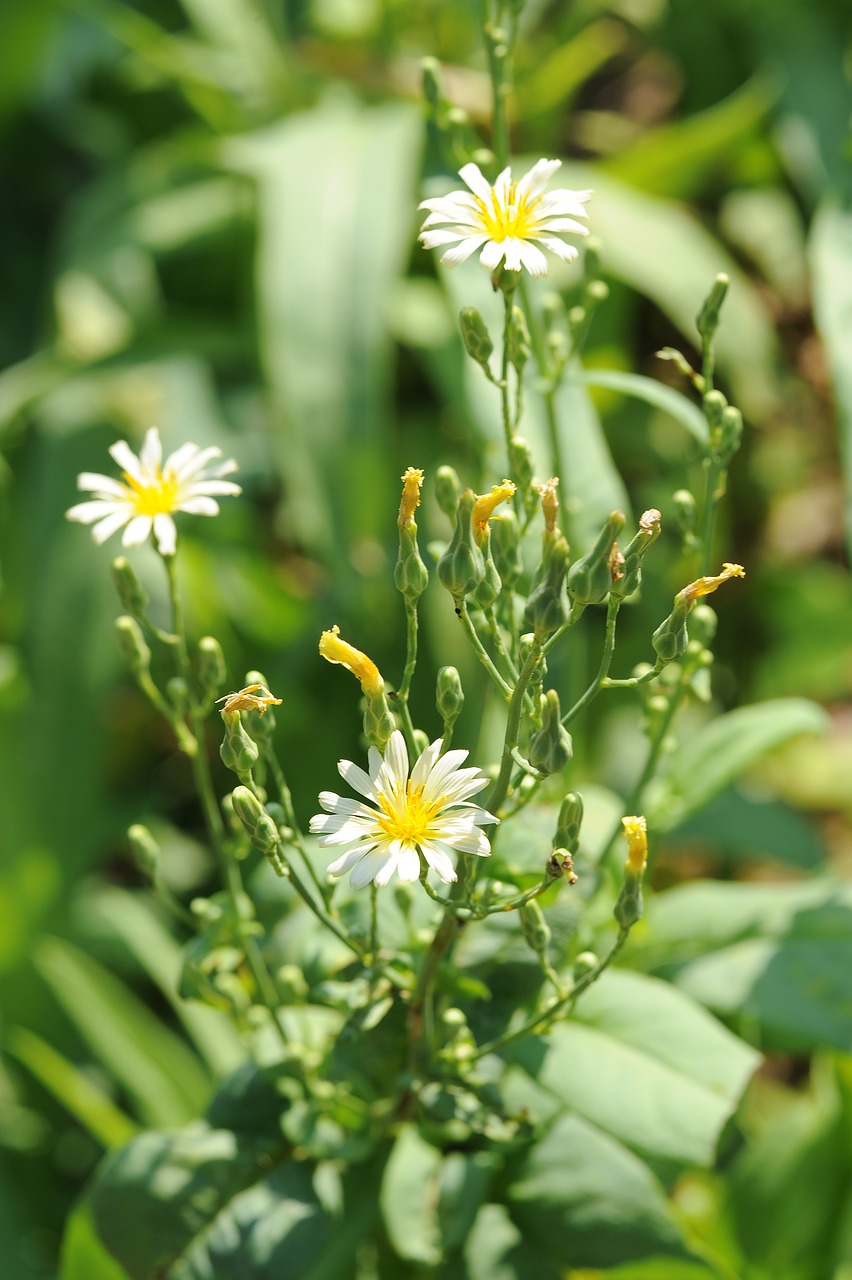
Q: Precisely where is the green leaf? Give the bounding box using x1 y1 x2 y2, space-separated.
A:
666 786 826 870
438 1152 495 1255
642 879 852 1052
579 367 708 446
810 203 852 559
551 375 632 548
7 1026 138 1150
380 1124 443 1266
561 163 779 418
457 1202 563 1280
60 1203 132 1280
509 970 758 1173
225 101 420 560
646 698 829 831
34 936 211 1128
505 1111 695 1270
89 1121 378 1279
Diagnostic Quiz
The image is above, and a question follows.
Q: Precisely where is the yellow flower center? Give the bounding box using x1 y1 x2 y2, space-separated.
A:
474 185 543 242
123 467 180 517
377 783 444 845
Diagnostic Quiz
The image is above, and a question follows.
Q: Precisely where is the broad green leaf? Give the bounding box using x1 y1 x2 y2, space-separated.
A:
517 19 629 117
87 889 244 1077
7 1027 138 1150
579 367 708 446
641 879 852 1052
810 203 852 559
456 1203 563 1280
35 936 210 1128
561 163 779 417
380 1124 443 1266
666 786 826 870
604 75 777 200
90 1122 378 1279
505 1111 694 1270
60 1203 132 1280
438 1152 496 1254
225 101 420 560
552 374 632 548
509 970 758 1172
727 1069 848 1275
646 698 829 831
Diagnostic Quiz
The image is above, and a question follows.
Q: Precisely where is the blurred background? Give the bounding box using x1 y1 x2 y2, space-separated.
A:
1 0 851 1275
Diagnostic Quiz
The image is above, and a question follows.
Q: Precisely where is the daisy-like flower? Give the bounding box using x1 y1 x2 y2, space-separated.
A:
66 427 241 556
309 730 497 889
419 158 591 279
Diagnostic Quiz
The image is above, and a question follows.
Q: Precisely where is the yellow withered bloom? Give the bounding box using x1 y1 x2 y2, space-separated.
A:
472 480 516 542
621 816 648 874
398 467 424 529
680 562 745 603
535 477 560 533
319 626 383 697
216 684 282 717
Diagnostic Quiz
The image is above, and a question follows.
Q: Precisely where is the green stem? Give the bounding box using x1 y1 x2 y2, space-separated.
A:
699 457 725 575
398 599 419 700
541 602 585 657
458 602 513 700
485 604 519 683
483 0 511 169
264 746 332 907
488 638 543 815
500 286 515 459
472 926 630 1060
561 598 619 727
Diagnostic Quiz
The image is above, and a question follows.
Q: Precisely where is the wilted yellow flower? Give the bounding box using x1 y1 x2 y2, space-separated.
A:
398 467 424 529
535 477 560 533
472 480 516 542
216 684 282 716
680 562 745 604
621 816 648 874
319 625 383 696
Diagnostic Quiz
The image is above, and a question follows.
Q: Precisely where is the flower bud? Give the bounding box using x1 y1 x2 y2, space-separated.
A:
508 435 535 497
519 899 551 956
574 951 598 979
220 709 259 779
528 689 573 776
717 405 743 466
614 816 648 930
696 273 729 346
396 468 429 604
436 667 463 726
672 489 697 535
490 509 522 589
524 535 569 640
470 528 502 610
112 556 148 617
546 849 578 885
651 598 690 663
689 604 717 646
703 389 727 436
167 676 189 717
459 307 494 373
421 56 442 109
610 508 662 601
363 691 395 751
437 489 486 605
197 636 227 699
555 791 584 853
128 823 160 880
435 466 461 520
508 305 531 374
115 615 151 676
567 511 625 605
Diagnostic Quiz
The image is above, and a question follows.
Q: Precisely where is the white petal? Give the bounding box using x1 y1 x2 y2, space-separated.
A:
421 748 470 802
66 499 125 523
420 840 457 884
441 236 488 267
517 241 549 279
492 166 512 206
516 158 561 201
396 844 421 884
420 229 466 250
440 773 490 804
91 509 133 544
534 217 590 235
410 739 443 790
153 513 177 555
109 440 143 482
175 496 219 517
382 732 409 790
318 793 375 818
139 427 162 473
479 239 506 271
374 842 405 887
172 445 223 481
338 759 380 801
122 515 153 546
502 238 524 272
77 472 131 499
459 162 494 204
183 480 241 497
310 815 375 842
327 842 379 878
162 442 199 476
419 192 479 214
350 849 393 889
536 190 592 218
536 237 580 263
445 828 492 856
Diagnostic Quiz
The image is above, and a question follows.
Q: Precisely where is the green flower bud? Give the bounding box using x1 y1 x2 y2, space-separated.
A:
574 951 598 979
651 598 690 663
470 527 502 610
508 305 531 374
128 823 160 880
614 871 644 929
555 791 584 853
689 604 717 646
231 786 287 876
459 307 494 373
363 689 395 751
696 273 729 346
528 689 573 776
524 535 569 640
567 511 625 605
435 466 461 521
437 489 486 606
115 615 150 676
703 389 727 436
519 899 551 956
672 489 697 534
167 676 189 717
546 848 578 885
508 436 535 494
112 556 148 617
490 509 522 589
436 665 464 731
717 405 743 466
220 709 259 778
196 636 226 699
396 524 429 603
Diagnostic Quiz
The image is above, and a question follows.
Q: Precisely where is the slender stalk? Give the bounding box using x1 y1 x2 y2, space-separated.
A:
487 638 543 815
541 602 585 657
483 0 511 169
699 457 725 575
561 598 619 727
500 286 515 458
485 604 520 683
263 746 331 907
458 602 513 700
398 600 419 700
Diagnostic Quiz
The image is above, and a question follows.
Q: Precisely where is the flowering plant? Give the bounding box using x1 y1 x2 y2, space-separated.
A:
52 9 831 1280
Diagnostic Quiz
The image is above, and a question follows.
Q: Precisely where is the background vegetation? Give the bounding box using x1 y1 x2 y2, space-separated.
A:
1 0 851 1276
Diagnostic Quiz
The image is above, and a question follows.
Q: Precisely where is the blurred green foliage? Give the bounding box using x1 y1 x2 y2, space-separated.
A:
1 0 851 1275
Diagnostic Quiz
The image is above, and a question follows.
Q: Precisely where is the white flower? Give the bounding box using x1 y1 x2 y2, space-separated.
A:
309 730 497 889
419 158 591 279
66 427 241 555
